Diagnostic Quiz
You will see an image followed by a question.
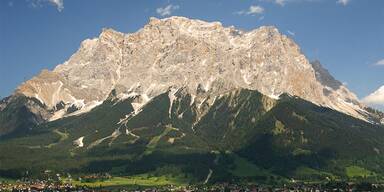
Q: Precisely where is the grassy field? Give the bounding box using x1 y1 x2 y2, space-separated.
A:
293 166 336 181
70 175 188 188
0 177 16 183
346 166 376 178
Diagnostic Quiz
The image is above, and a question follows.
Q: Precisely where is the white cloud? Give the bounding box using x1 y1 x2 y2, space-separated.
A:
362 86 384 106
337 0 350 6
48 0 64 12
28 0 64 12
260 0 319 6
28 0 40 8
236 5 265 16
287 30 295 36
275 0 287 6
156 4 179 17
260 0 286 6
374 59 384 66
248 5 265 14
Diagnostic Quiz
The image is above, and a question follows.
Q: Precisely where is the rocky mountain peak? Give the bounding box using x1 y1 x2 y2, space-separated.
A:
10 16 374 123
99 28 124 43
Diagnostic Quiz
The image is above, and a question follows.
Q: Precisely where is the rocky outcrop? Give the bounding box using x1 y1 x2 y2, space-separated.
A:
0 94 49 136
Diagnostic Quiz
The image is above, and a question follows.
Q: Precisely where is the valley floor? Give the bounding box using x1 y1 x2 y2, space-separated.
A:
2 176 384 191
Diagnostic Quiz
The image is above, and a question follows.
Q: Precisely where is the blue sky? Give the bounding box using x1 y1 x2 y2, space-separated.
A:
0 0 383 103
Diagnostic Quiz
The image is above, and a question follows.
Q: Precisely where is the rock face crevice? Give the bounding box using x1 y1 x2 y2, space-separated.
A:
8 16 372 123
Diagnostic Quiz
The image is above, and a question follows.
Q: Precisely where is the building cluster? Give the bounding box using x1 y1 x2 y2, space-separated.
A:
191 182 384 192
1 180 384 192
0 180 82 191
79 173 112 183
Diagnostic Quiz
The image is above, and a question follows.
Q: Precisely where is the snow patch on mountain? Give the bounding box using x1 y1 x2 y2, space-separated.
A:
168 88 178 118
74 136 84 148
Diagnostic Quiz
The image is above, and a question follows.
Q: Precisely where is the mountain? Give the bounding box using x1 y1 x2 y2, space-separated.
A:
1 16 378 136
0 17 383 183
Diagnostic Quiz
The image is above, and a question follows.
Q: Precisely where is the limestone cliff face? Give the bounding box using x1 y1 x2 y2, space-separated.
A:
13 16 370 122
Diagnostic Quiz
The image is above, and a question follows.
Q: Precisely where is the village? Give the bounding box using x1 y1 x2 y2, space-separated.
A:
1 174 384 192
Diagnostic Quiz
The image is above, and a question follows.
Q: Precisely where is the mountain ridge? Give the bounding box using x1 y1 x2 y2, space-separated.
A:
0 16 381 136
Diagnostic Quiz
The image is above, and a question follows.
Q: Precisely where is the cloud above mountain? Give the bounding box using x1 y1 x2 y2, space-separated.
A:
28 0 64 12
362 86 384 107
374 59 384 66
287 30 295 36
261 0 288 6
236 5 265 15
261 0 351 6
156 4 179 17
48 0 64 11
337 0 350 6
